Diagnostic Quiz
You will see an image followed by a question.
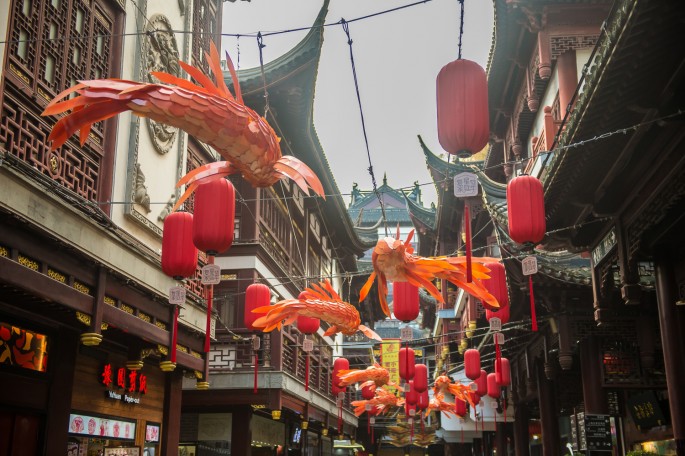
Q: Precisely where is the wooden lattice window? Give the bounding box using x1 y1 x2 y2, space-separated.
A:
1 0 123 202
192 0 221 75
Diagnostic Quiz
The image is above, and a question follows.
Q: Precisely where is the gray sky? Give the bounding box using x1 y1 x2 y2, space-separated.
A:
221 0 494 207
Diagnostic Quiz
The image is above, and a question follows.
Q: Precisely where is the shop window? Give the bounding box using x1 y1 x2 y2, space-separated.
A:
0 322 48 372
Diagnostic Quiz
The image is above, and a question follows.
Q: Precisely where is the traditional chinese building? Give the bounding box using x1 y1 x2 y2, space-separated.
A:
425 0 685 455
0 0 223 454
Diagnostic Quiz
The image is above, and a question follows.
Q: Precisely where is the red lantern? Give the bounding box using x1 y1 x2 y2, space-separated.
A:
361 384 375 400
333 357 349 389
399 347 416 381
455 398 467 417
487 373 500 398
393 282 419 322
413 364 428 393
405 380 418 406
244 283 270 330
496 357 511 386
192 179 235 255
475 369 487 397
464 348 481 380
483 262 509 310
418 390 430 411
506 175 546 245
161 212 198 279
485 306 510 325
436 59 489 158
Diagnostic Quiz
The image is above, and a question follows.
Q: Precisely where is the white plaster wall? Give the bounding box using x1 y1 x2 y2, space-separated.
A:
110 0 192 250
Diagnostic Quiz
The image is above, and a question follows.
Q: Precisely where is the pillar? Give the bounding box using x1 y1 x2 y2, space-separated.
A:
513 401 530 456
161 369 183 454
45 327 78 451
231 405 253 455
579 336 608 414
557 50 578 120
536 362 560 456
496 422 509 456
655 252 685 455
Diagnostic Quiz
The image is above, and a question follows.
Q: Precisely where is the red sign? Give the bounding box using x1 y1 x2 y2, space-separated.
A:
101 364 147 395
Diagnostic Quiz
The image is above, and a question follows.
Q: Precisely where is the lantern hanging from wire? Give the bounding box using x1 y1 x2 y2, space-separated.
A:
507 174 545 332
192 178 235 255
464 348 481 380
361 384 375 400
244 283 270 394
455 398 467 417
413 364 428 393
161 212 198 367
496 357 511 387
399 347 416 382
475 369 488 398
487 373 501 399
485 305 510 325
483 262 509 311
393 281 419 322
417 389 430 411
297 291 319 392
436 59 490 158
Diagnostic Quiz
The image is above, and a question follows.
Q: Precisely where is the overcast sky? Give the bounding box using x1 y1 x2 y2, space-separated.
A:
221 0 494 207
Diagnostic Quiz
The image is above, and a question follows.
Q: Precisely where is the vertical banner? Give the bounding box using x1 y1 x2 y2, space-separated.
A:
381 339 401 389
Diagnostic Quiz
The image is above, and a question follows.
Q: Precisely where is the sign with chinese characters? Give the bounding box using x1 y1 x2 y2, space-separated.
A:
494 333 504 344
201 264 221 285
400 326 413 341
489 318 502 332
68 413 136 440
591 228 617 266
101 364 148 405
584 414 612 452
522 256 538 276
168 286 186 305
626 391 666 430
380 339 401 387
454 172 479 197
146 423 161 443
302 339 314 352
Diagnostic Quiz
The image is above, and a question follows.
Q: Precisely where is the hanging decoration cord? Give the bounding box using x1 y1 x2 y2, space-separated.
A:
340 18 389 236
457 0 465 59
256 32 270 118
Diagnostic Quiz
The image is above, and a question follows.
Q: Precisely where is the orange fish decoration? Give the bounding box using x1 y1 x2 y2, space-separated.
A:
359 228 500 317
41 42 324 210
433 374 476 407
424 393 458 419
351 387 404 417
251 280 381 341
336 362 394 392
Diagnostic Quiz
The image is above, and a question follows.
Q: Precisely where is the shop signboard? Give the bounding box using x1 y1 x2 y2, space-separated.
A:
627 391 666 430
380 339 401 387
101 363 148 404
68 413 136 440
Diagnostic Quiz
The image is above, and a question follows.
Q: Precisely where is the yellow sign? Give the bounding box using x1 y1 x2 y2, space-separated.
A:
381 339 401 386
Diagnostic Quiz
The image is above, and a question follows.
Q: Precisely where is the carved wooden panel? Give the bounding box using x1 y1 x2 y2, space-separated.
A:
192 0 221 74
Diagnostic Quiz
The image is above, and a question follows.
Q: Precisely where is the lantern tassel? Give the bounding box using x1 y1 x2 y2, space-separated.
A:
367 411 370 434
371 421 374 444
254 352 258 394
465 203 472 283
305 354 310 391
171 304 179 363
204 256 215 352
338 400 343 435
529 275 538 331
495 335 502 379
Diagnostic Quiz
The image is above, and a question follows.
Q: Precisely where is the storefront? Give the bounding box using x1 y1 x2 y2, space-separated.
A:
67 349 166 455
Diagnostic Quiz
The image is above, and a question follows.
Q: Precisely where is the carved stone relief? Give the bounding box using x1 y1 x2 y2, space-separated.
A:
143 15 180 154
133 163 152 213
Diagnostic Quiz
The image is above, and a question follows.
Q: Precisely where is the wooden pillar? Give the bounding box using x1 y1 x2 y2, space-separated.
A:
45 327 78 451
473 438 483 456
655 253 685 455
536 362 560 456
231 406 253 456
496 422 509 456
513 400 529 456
557 50 578 120
579 336 608 414
161 369 183 454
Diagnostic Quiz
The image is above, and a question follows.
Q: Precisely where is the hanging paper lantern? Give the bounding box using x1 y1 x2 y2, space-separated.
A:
361 384 375 400
192 179 235 255
413 364 428 393
393 282 419 322
417 390 430 411
506 175 546 245
483 262 509 310
405 380 418 406
487 373 501 399
485 305 510 325
464 348 481 380
475 369 487 397
455 398 467 417
244 283 270 330
436 59 489 158
161 212 198 279
496 357 511 387
333 357 349 390
399 347 416 381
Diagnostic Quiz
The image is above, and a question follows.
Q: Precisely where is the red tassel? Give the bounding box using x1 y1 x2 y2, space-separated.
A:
371 422 374 444
465 204 472 283
461 426 464 444
529 275 538 331
411 419 414 443
367 411 370 434
204 256 214 352
253 352 258 394
305 355 310 391
495 336 502 378
171 304 179 363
